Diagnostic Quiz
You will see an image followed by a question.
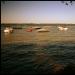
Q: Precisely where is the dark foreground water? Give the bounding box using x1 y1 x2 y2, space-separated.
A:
1 42 75 75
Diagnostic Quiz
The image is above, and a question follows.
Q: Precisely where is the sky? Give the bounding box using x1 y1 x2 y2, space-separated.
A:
1 1 75 24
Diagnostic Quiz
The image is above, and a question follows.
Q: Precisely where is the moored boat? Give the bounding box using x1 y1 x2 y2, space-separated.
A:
37 28 49 32
4 27 13 33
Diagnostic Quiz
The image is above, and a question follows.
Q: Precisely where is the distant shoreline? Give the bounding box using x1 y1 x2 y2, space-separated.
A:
1 23 75 26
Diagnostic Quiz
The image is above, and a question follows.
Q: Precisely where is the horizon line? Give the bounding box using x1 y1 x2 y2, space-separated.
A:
1 23 75 25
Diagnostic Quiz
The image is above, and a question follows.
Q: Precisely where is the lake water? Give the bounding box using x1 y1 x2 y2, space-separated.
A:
1 25 75 74
1 25 75 44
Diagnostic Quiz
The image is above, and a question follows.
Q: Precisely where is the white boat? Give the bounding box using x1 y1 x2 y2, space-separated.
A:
58 26 64 31
63 27 68 31
58 26 68 31
4 27 13 33
37 28 49 32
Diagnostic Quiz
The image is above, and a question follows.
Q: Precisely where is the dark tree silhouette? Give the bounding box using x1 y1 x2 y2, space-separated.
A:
61 1 74 6
1 1 74 6
1 1 5 4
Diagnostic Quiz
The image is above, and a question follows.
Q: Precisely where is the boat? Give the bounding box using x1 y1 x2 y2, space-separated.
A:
26 27 33 32
37 28 49 32
58 26 68 31
63 27 68 31
4 27 13 33
26 29 32 32
58 26 64 31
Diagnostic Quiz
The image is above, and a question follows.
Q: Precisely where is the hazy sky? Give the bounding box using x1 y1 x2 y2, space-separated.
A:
1 1 75 24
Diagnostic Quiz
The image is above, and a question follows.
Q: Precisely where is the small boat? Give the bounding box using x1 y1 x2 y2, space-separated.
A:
26 29 32 32
63 27 68 31
58 26 68 31
37 28 49 32
58 26 64 31
4 27 13 33
26 27 33 32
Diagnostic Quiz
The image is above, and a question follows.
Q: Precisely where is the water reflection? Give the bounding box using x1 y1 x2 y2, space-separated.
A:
4 32 13 43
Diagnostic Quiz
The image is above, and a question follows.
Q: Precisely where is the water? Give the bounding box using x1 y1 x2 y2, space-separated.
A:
1 25 75 44
1 25 75 74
